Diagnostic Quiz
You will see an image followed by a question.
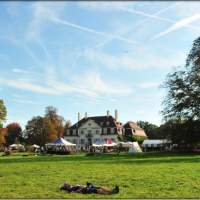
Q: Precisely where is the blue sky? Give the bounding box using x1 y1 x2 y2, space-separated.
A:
1 1 200 128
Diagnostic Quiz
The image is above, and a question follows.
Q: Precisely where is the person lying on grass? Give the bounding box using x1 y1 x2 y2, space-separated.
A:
60 182 119 194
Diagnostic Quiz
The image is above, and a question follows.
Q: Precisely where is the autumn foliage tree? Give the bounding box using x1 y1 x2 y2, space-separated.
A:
24 116 55 146
0 128 7 150
24 106 65 146
6 123 22 146
45 106 65 138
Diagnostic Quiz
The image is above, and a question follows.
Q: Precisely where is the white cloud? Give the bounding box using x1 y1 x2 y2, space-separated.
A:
72 71 133 96
152 14 200 40
175 2 200 18
78 2 200 32
13 99 40 105
26 2 67 40
0 71 131 99
12 68 30 74
82 49 186 71
0 78 60 95
137 82 160 89
78 2 134 11
27 2 137 45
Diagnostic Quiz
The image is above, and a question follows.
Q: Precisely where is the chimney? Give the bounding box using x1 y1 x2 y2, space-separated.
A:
78 112 81 121
115 109 118 121
107 110 110 117
85 112 88 118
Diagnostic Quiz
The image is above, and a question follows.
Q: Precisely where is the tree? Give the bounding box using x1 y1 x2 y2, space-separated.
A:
45 106 64 138
163 37 200 121
24 106 66 146
162 36 200 146
0 99 7 126
0 128 7 150
24 116 57 146
6 123 22 146
137 121 159 139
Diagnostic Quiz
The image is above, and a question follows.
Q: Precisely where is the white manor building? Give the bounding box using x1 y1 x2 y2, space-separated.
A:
64 110 147 150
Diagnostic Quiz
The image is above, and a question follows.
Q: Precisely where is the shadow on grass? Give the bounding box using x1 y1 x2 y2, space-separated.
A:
1 153 200 165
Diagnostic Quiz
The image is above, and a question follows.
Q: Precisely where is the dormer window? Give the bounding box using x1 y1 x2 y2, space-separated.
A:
100 122 104 126
106 121 110 126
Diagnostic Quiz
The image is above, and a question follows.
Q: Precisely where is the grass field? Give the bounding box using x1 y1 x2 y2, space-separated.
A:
1 152 200 198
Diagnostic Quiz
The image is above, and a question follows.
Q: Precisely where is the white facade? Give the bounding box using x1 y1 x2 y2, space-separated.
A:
65 118 119 150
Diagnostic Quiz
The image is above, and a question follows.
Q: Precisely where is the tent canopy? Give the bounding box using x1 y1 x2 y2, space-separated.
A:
92 139 117 147
143 139 171 147
129 142 142 153
31 144 40 148
103 139 117 147
118 141 134 147
92 140 105 147
9 144 23 148
46 138 76 146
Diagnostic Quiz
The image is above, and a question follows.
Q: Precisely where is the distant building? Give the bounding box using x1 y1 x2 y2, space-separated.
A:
123 121 147 139
64 110 147 150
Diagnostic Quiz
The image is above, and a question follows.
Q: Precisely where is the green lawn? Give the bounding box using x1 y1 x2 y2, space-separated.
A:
1 152 200 198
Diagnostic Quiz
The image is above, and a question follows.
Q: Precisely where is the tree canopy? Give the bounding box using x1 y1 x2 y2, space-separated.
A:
24 106 65 146
137 121 159 139
162 36 200 146
163 37 200 121
0 99 7 126
6 123 22 146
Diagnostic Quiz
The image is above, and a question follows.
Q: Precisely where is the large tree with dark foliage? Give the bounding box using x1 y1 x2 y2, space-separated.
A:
163 37 200 121
162 37 200 146
137 121 159 139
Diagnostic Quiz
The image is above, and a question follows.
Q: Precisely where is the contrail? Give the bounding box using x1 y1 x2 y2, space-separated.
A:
95 3 181 49
152 14 200 40
51 17 138 45
119 7 200 31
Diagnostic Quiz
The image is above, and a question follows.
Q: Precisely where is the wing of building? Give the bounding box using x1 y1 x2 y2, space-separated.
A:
123 121 147 138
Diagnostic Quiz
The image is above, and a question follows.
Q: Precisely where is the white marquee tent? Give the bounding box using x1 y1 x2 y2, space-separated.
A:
46 138 76 147
142 139 171 148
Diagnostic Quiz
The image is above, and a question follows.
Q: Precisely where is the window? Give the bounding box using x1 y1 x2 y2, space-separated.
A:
111 128 115 134
81 139 85 144
73 130 76 135
96 129 100 134
106 121 110 126
73 139 77 144
66 130 70 136
88 123 91 126
103 128 107 134
80 130 84 134
100 122 104 126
